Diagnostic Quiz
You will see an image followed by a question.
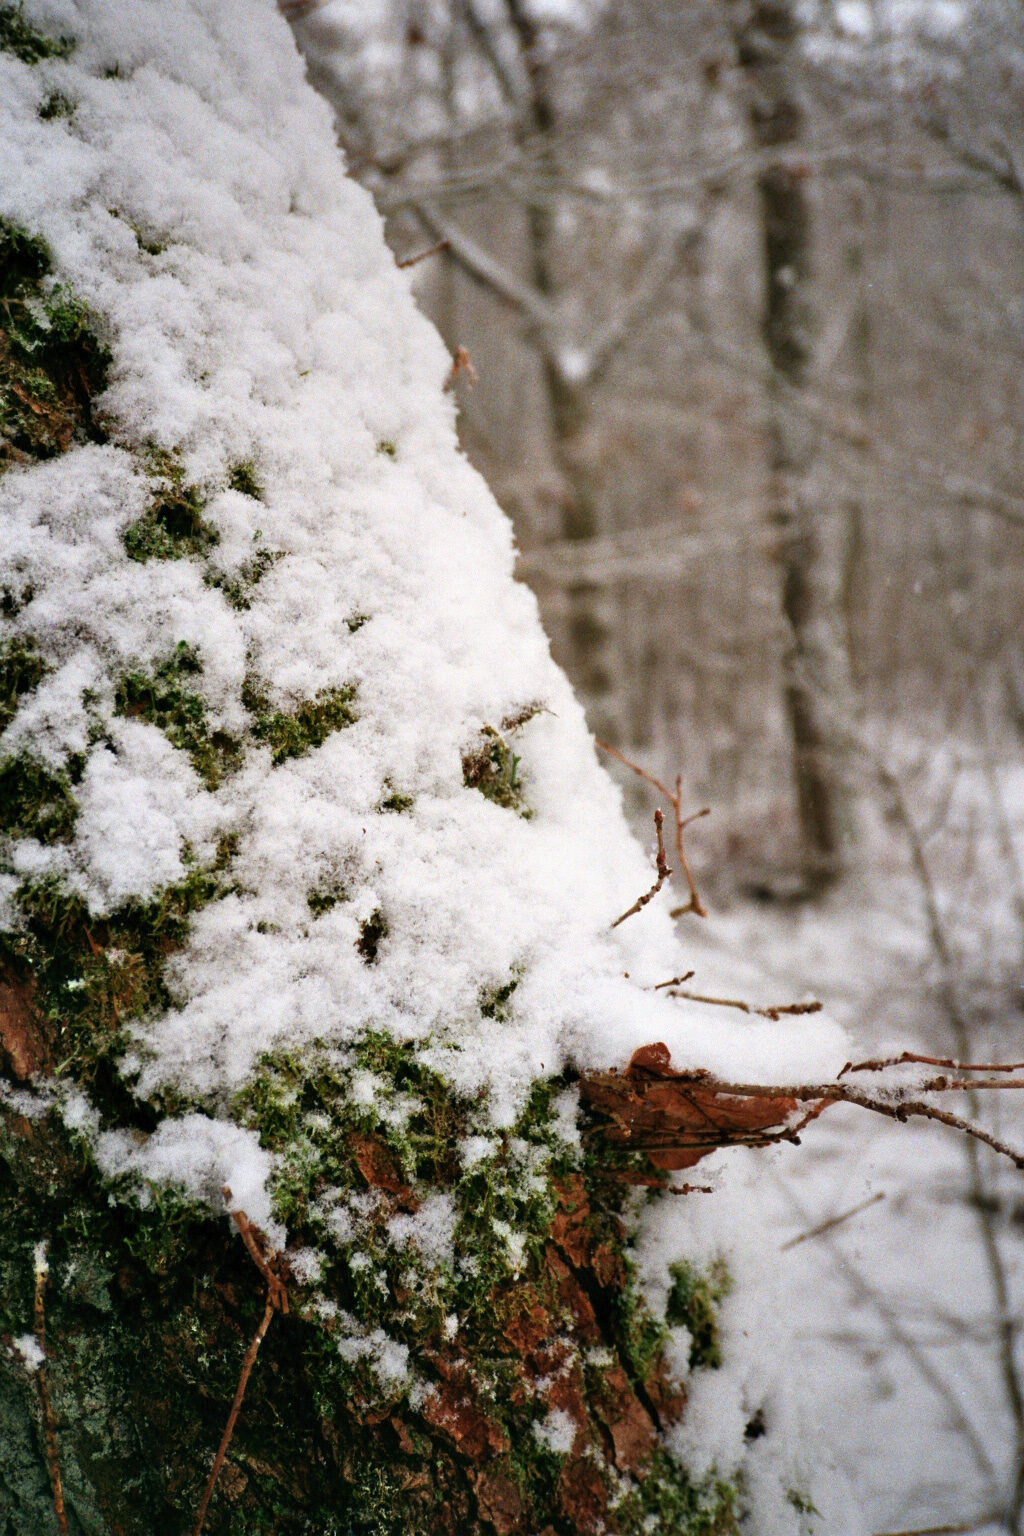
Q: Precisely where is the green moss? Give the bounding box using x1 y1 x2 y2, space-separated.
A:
615 1265 670 1382
226 459 263 499
0 753 78 842
615 1448 738 1536
1 841 235 1087
204 547 280 611
355 910 387 964
378 784 413 814
376 439 396 458
0 635 47 731
461 724 532 818
306 883 345 916
666 1258 732 1370
0 2 73 63
39 90 75 121
123 449 219 561
0 220 109 467
114 641 242 789
478 971 519 1022
243 678 357 765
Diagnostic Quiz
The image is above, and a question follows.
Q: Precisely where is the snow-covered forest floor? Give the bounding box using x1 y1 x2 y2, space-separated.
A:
657 723 1024 1533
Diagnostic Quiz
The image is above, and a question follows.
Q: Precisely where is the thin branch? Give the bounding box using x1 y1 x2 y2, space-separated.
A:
443 345 478 392
707 1078 1024 1170
652 971 695 990
413 201 554 333
32 1245 68 1536
596 741 709 917
192 1194 288 1536
397 238 449 270
611 810 670 929
780 1191 885 1250
671 989 822 1022
843 1051 1024 1077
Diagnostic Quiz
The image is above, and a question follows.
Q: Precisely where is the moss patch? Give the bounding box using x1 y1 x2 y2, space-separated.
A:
0 839 236 1090
666 1257 732 1371
0 2 73 64
0 634 47 731
115 641 242 789
462 722 533 818
0 220 109 468
123 449 219 561
0 752 78 842
205 548 280 611
243 679 357 765
226 459 263 500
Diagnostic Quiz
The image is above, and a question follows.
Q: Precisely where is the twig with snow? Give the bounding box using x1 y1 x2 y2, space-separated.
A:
192 1192 289 1536
596 740 708 917
610 810 670 929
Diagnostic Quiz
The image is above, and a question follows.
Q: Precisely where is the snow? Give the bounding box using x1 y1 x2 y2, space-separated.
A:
11 1333 46 1373
0 3 868 1527
0 0 852 1118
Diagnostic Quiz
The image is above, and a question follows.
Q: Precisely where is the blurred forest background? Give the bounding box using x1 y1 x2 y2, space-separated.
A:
283 3 1024 1531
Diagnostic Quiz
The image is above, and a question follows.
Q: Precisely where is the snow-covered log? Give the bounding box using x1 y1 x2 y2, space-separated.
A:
0 3 856 1532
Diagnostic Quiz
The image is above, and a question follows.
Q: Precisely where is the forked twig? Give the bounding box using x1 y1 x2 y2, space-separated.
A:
707 1078 1024 1170
611 810 670 928
596 740 709 917
671 989 822 1022
191 1193 288 1536
32 1244 68 1536
442 345 478 392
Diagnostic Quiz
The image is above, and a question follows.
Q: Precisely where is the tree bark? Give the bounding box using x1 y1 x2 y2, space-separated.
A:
729 0 859 894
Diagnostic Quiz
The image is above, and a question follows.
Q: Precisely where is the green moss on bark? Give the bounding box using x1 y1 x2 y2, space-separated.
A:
0 221 108 468
114 641 242 789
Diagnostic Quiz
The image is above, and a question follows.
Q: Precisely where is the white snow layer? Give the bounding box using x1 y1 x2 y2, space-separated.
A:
0 8 860 1526
0 0 850 1114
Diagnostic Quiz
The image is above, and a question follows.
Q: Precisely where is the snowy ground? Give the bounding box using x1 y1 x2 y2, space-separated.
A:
670 727 1024 1534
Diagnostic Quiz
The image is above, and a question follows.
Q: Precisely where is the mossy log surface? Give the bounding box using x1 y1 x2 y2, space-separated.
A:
0 1049 738 1536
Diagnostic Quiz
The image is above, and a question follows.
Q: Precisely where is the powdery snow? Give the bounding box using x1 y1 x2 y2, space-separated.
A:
0 5 865 1527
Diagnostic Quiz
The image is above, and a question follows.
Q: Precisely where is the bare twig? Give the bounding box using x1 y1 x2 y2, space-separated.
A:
611 810 670 929
652 971 695 990
32 1244 68 1536
443 345 478 392
843 1051 1024 1077
780 1191 885 1250
671 989 822 1022
707 1078 1024 1170
192 1193 288 1536
596 741 709 917
397 238 449 270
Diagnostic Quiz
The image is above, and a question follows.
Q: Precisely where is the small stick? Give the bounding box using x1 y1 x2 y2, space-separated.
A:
652 971 695 990
873 1523 997 1536
443 345 478 392
780 1191 885 1250
33 1244 68 1536
842 1051 1024 1077
596 741 709 917
671 989 822 1022
191 1193 288 1536
611 810 670 928
397 237 449 269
